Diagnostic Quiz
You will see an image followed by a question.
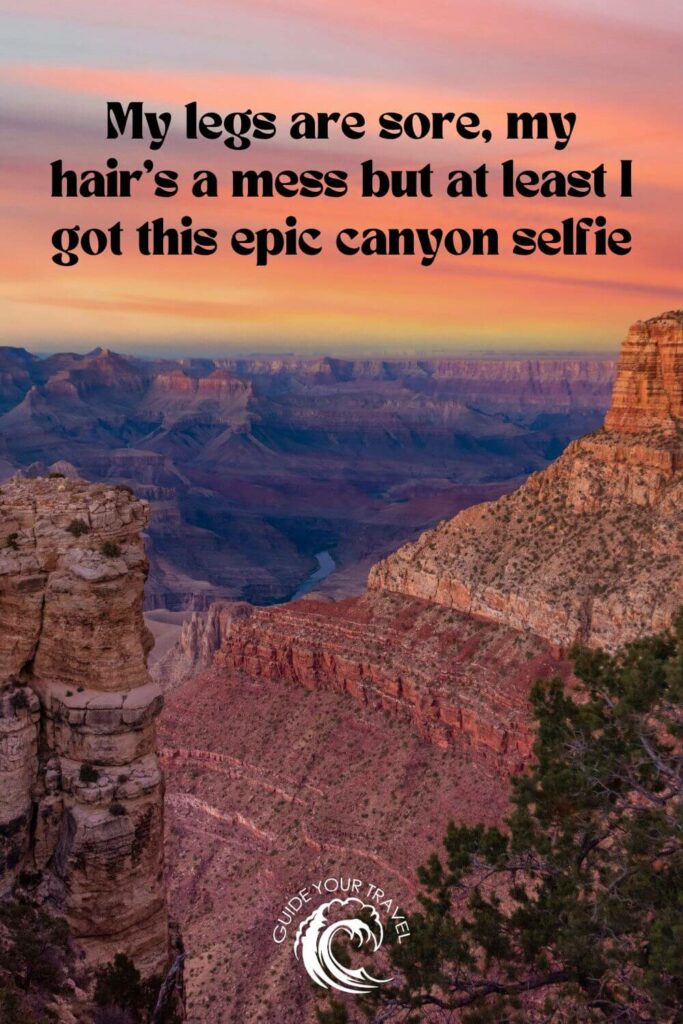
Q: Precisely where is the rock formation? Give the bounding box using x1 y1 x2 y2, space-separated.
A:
154 600 252 690
183 311 683 772
604 313 683 432
215 593 566 766
369 312 683 650
0 344 615 611
0 475 168 975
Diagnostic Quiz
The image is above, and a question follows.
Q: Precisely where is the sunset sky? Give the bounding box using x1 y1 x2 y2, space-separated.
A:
1 0 681 355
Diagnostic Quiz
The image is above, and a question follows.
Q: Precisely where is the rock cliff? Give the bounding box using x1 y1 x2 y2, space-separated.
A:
215 593 566 767
154 600 252 690
369 312 683 650
0 475 168 975
0 343 615 612
604 312 683 432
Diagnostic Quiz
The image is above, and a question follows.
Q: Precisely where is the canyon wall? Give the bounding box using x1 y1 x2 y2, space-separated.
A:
0 475 168 975
213 593 567 769
369 312 683 650
0 346 615 612
159 592 566 768
186 312 682 770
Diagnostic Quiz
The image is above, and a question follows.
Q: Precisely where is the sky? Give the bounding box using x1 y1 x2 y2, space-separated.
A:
0 0 681 356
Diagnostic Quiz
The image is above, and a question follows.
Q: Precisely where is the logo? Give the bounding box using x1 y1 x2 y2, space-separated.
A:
295 897 391 994
273 876 410 995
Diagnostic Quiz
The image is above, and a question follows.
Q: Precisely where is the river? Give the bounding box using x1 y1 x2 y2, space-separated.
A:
290 551 336 600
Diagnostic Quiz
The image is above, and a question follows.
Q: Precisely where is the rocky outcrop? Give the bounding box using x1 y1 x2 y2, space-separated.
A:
0 475 168 975
604 311 683 432
370 312 683 651
153 600 252 689
217 592 567 768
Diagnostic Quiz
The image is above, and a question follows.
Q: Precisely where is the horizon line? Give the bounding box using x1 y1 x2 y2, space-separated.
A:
9 342 620 362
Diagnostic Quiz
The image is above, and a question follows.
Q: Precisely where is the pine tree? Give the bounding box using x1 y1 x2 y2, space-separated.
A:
321 617 683 1023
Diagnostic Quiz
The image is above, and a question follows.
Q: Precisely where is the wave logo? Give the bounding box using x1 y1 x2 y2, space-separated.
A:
294 897 394 994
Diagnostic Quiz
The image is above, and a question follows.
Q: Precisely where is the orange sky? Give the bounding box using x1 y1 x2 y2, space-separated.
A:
1 0 681 355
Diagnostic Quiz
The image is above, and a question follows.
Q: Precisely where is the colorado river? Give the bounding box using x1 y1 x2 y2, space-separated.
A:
291 551 336 600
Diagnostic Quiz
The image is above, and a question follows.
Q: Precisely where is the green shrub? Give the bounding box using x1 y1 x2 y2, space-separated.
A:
101 541 122 558
66 518 89 537
94 953 162 1024
0 900 72 1018
18 868 42 888
5 845 20 870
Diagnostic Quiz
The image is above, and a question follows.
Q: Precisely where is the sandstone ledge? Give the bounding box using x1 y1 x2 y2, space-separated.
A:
217 592 569 769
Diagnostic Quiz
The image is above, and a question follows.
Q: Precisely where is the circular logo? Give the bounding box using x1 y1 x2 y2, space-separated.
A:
294 897 393 994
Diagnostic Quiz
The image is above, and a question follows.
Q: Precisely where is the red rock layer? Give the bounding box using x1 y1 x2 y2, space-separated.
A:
605 311 683 432
217 592 569 770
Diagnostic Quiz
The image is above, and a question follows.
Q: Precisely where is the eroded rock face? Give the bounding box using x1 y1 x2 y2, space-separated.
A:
604 311 683 432
216 592 567 769
0 475 168 974
369 312 683 650
153 601 252 690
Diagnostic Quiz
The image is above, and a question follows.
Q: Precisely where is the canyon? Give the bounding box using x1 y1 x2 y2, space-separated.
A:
2 313 679 1023
155 311 682 1022
0 347 615 612
164 312 683 762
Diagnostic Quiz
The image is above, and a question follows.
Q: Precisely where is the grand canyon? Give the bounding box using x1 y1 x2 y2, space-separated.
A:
1 310 681 1022
0 347 615 611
